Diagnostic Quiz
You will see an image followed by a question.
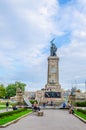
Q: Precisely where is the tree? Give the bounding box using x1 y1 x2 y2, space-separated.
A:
0 84 6 98
6 84 16 98
15 81 26 92
5 81 26 98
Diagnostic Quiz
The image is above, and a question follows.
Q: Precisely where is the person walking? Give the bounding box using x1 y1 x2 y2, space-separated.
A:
6 101 9 111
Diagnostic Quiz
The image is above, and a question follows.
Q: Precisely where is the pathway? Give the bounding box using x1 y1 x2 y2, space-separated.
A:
0 109 86 130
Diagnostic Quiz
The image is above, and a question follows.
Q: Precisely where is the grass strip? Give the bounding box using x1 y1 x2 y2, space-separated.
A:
0 107 6 110
0 105 12 110
0 109 32 125
74 110 86 120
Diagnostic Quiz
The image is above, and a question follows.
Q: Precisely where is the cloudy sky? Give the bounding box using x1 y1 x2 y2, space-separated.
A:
0 0 86 91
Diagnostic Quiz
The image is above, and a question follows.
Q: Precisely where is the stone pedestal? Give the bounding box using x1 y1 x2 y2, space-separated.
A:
16 88 24 104
36 56 64 105
46 56 59 86
44 56 63 104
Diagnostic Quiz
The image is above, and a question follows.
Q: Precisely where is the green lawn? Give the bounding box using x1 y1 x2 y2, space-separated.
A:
74 110 86 120
0 109 32 125
0 105 12 110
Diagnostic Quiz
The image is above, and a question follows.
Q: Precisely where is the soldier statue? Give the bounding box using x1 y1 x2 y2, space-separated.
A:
50 38 57 56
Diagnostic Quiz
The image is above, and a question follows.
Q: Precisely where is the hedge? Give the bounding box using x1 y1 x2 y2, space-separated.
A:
0 108 27 118
74 101 86 107
77 109 86 115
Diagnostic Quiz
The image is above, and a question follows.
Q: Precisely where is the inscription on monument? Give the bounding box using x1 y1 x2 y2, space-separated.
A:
45 92 61 98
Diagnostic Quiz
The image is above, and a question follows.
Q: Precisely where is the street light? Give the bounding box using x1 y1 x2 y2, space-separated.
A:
85 80 86 101
85 80 86 93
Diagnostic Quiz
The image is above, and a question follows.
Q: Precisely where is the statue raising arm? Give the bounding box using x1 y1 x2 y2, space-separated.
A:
50 39 57 56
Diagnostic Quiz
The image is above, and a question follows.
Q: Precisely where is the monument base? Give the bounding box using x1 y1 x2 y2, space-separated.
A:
36 89 64 106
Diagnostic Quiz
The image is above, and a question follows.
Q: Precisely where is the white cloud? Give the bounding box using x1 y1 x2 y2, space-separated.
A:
0 0 86 91
55 0 86 91
0 16 5 29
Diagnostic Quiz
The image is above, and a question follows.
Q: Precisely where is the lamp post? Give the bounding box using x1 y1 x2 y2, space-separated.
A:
85 80 86 101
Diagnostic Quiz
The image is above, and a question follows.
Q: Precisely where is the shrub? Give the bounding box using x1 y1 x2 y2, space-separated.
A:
0 108 27 118
77 109 86 114
30 100 38 104
74 101 86 107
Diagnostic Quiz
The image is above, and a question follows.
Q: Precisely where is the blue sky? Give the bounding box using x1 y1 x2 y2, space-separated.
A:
0 0 86 92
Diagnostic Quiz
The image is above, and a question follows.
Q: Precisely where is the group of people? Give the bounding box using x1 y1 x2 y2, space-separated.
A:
6 101 40 112
5 100 74 114
32 102 40 112
61 101 74 114
6 101 18 111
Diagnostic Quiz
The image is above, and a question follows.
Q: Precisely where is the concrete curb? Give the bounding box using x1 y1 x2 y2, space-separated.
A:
74 113 86 123
0 111 32 128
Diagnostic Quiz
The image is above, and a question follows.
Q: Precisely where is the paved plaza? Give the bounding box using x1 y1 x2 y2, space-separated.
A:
0 109 86 130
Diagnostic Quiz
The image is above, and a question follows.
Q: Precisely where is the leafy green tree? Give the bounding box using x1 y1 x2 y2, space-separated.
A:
0 84 6 98
15 81 26 92
5 81 26 98
6 84 16 98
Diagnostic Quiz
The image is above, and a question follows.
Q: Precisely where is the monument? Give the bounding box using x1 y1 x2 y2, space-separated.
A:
16 88 24 105
36 39 64 105
45 39 61 91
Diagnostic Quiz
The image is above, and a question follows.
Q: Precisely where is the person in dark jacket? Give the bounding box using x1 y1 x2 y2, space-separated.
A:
6 101 9 111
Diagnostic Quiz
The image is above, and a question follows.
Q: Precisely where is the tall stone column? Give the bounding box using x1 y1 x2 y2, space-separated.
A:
47 56 59 85
45 56 61 91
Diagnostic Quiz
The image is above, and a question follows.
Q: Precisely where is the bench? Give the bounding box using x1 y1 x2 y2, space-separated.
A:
37 111 44 116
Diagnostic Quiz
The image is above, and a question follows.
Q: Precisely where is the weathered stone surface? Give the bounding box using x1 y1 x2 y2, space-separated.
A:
36 45 64 105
